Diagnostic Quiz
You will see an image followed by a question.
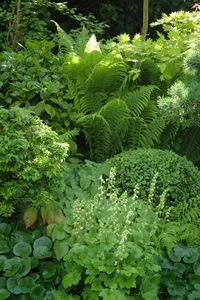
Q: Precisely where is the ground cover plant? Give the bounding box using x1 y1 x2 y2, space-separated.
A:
0 220 65 299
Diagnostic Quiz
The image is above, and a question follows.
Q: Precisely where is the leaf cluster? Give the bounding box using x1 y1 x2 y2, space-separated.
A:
160 245 200 299
50 174 162 300
0 221 65 300
0 106 68 217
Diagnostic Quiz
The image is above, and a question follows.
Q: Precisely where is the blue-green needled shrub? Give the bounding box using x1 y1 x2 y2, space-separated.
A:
0 106 68 217
104 149 200 208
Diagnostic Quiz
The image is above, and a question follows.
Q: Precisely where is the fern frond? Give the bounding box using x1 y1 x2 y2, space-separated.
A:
100 99 130 154
75 27 90 56
123 85 156 117
77 113 111 161
53 21 74 53
140 118 165 148
158 222 180 251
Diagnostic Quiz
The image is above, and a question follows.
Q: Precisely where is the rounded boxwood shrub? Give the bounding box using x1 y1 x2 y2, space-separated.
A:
104 148 200 208
0 106 68 217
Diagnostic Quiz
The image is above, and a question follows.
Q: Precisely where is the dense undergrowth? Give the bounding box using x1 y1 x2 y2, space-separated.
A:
0 6 200 300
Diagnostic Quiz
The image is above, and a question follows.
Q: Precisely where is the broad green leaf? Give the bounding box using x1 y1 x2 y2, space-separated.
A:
80 176 91 190
18 276 35 293
34 101 45 116
0 223 11 236
183 248 199 263
13 242 32 258
188 290 200 300
141 276 160 300
33 236 52 250
31 285 45 297
0 241 10 254
31 256 39 269
62 271 81 289
51 226 66 242
18 258 32 277
174 263 186 274
33 246 52 259
4 257 21 277
0 256 7 271
168 246 185 262
167 282 186 296
40 262 57 280
7 276 22 295
0 277 6 288
0 288 10 299
45 104 56 118
23 207 38 229
54 240 69 260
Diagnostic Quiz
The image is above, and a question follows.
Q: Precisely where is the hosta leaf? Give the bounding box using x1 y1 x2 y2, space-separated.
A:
23 207 38 229
13 242 32 258
54 240 69 260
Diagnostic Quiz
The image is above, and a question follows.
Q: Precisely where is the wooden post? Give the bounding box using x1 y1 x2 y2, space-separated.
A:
141 0 149 38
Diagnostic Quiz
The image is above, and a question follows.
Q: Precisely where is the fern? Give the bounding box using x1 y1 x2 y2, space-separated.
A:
77 113 111 161
60 31 165 161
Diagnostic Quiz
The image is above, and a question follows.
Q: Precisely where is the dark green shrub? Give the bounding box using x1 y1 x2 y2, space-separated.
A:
0 106 68 217
160 245 200 299
0 220 65 299
104 149 200 208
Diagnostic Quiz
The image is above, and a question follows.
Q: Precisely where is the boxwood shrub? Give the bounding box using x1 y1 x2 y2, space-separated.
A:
104 149 200 208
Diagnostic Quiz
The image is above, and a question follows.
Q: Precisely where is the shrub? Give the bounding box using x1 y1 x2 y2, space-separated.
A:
0 106 68 217
104 149 200 209
0 220 65 299
49 172 162 299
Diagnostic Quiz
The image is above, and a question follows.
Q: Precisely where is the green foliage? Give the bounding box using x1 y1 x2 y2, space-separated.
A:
104 149 200 211
152 11 200 48
1 28 169 161
60 31 165 161
0 0 106 51
50 173 162 299
160 245 200 299
60 160 109 204
158 46 200 166
158 47 200 127
0 106 68 217
0 219 65 299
